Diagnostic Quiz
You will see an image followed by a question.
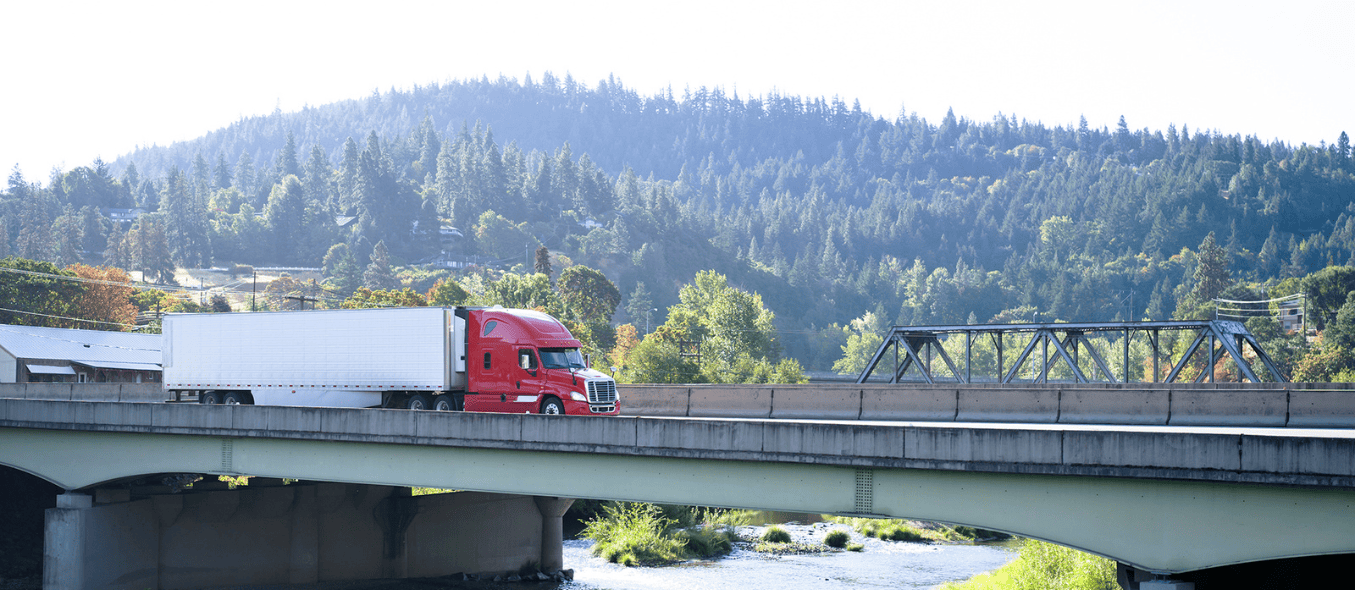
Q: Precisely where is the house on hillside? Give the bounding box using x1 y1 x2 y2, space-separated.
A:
0 324 161 384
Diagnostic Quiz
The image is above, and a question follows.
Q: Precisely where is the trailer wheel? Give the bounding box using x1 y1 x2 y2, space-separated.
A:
405 393 432 410
200 391 221 405
433 396 454 411
222 391 248 405
541 397 564 415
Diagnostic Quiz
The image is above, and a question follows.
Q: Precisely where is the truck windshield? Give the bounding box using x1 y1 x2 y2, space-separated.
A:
539 348 585 369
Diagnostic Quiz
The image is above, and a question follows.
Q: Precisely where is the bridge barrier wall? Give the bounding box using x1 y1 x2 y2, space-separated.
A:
1287 390 1355 428
624 383 1355 427
957 388 1060 423
860 386 957 421
687 386 773 418
618 386 690 416
1058 389 1170 425
1168 389 1289 427
768 385 863 420
25 383 73 401
0 382 166 403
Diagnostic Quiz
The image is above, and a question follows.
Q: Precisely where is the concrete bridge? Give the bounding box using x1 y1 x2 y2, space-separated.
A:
3 382 1355 589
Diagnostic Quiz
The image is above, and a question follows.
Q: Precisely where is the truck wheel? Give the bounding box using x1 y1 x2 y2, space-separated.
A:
222 392 247 405
200 391 221 405
405 393 431 410
541 397 564 415
433 396 454 411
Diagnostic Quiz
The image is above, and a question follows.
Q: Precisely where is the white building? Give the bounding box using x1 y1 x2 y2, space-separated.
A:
0 324 161 384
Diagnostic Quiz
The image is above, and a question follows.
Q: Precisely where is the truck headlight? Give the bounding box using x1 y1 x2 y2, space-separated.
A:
570 391 587 402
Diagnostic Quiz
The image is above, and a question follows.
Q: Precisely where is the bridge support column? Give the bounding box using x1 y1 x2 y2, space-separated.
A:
45 491 159 590
41 484 567 590
533 496 574 572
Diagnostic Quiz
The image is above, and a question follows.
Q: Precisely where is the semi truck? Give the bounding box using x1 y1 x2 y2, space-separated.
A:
161 306 619 415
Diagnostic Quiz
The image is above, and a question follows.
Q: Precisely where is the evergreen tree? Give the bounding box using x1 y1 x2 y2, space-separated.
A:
278 131 301 178
363 240 397 289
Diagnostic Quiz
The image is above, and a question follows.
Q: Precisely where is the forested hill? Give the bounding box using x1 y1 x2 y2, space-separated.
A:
5 74 1354 370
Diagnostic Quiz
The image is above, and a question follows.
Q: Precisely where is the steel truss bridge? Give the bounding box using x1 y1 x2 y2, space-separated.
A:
857 320 1287 385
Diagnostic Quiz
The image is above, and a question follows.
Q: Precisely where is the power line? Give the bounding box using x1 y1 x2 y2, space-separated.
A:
0 307 145 330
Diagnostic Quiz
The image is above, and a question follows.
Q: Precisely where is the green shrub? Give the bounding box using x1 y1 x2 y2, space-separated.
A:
582 502 686 566
761 526 792 543
677 525 738 558
846 542 864 552
824 529 851 548
939 539 1117 590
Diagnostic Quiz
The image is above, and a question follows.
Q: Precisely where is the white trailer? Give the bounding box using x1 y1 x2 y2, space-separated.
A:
162 308 466 409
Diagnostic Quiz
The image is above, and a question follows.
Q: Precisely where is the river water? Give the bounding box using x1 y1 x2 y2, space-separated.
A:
557 522 1018 590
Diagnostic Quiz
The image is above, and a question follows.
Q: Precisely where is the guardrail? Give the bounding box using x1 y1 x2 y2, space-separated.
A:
619 383 1355 428
0 383 167 403
3 382 1351 428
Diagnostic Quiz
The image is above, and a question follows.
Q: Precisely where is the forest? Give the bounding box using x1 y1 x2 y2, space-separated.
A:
3 73 1355 381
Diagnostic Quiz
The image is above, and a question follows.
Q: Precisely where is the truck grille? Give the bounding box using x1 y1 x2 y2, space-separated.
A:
586 379 617 404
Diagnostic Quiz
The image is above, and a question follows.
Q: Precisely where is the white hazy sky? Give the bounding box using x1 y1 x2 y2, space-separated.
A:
2 0 1351 183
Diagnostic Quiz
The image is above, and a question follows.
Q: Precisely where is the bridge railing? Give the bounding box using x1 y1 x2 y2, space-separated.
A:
618 383 1355 428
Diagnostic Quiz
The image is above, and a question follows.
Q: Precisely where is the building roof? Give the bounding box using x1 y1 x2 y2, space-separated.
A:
0 324 161 368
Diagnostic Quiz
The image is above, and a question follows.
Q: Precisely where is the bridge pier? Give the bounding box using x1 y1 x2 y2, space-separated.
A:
43 481 571 590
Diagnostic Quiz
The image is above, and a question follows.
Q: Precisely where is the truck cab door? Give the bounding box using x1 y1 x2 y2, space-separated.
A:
510 348 545 412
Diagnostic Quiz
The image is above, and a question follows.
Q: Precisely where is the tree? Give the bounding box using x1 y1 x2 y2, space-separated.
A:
625 282 655 333
1176 232 1231 319
558 265 620 323
535 246 553 278
66 264 138 330
322 243 362 296
265 175 306 263
488 272 561 314
832 311 887 375
277 131 300 178
363 240 397 290
125 216 175 284
340 287 427 309
209 294 232 313
426 277 469 306
0 257 84 327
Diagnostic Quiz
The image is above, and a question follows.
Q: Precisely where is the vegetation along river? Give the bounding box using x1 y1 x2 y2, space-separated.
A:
559 522 1018 590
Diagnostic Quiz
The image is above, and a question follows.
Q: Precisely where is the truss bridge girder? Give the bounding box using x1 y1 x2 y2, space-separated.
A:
857 320 1288 385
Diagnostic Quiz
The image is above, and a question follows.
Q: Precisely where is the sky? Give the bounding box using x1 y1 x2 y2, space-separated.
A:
2 0 1351 183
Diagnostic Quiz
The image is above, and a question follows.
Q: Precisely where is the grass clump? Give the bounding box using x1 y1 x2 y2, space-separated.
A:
854 518 926 542
581 502 741 566
939 539 1117 590
823 529 851 548
846 542 864 552
760 525 792 543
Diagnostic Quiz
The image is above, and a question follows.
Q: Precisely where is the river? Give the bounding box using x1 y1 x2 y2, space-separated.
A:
557 522 1018 590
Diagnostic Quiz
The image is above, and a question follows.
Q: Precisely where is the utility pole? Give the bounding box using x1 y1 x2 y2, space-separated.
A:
284 295 319 311
251 271 258 312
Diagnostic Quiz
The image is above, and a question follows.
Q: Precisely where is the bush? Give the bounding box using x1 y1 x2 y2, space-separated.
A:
677 525 738 558
846 542 864 552
581 502 743 566
582 502 685 566
824 529 851 548
939 539 1117 590
761 526 792 543
854 519 925 542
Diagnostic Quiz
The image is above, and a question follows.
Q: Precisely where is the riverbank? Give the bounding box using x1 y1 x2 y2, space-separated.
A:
562 522 1018 589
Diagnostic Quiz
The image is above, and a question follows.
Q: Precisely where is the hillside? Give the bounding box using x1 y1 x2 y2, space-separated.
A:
3 74 1353 369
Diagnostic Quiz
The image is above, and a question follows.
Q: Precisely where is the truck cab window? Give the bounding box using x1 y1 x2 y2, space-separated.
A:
518 349 538 371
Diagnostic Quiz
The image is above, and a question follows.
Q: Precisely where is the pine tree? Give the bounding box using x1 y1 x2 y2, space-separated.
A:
363 240 397 289
278 131 301 178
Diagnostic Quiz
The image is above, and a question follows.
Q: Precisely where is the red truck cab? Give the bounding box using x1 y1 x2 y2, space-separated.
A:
463 308 619 415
